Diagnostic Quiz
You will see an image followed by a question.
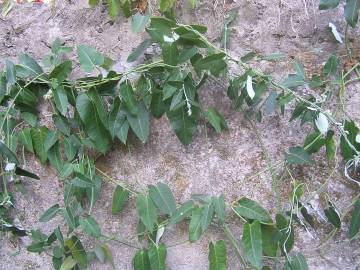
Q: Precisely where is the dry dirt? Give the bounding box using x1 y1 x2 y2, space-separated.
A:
0 0 360 269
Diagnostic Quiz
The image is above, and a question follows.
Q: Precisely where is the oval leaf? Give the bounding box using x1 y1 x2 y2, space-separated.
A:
136 194 157 233
242 221 262 269
232 197 272 224
149 183 176 216
209 240 227 270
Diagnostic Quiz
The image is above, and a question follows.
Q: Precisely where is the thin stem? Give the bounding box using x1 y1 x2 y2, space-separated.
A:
180 24 360 157
101 235 141 250
222 224 248 268
95 167 138 195
344 24 351 59
0 73 47 131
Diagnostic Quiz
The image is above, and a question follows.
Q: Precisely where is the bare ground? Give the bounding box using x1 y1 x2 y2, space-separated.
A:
0 0 359 269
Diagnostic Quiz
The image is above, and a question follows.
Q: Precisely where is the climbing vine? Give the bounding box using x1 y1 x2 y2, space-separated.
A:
0 1 360 270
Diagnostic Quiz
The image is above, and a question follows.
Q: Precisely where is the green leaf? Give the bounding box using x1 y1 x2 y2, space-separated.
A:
136 194 157 233
160 0 176 11
5 59 16 85
102 244 114 267
323 54 340 77
263 91 278 115
107 0 121 17
242 221 262 269
188 0 197 9
162 42 179 66
72 173 96 188
21 112 37 127
120 81 138 115
319 0 340 9
49 60 72 83
122 0 131 17
126 102 150 143
340 120 360 160
349 200 360 239
31 127 49 164
64 206 77 231
0 139 19 164
169 201 194 225
167 104 199 145
284 253 309 270
0 74 6 103
133 249 151 270
204 108 228 133
189 207 203 242
345 0 360 27
53 114 70 136
48 142 63 172
27 242 45 253
53 86 69 116
40 204 61 222
241 52 256 63
201 203 215 231
16 54 45 79
77 45 104 72
276 213 294 254
111 185 130 215
285 146 313 165
169 89 184 111
76 90 111 153
88 0 99 7
325 130 336 160
179 47 198 63
194 53 227 77
324 201 341 229
79 216 101 237
232 197 272 224
309 74 324 88
60 256 77 270
108 97 129 144
149 183 176 216
148 242 167 270
65 236 87 268
64 135 80 161
127 39 153 63
212 195 226 225
303 132 325 154
132 13 150 33
281 74 305 88
95 245 106 263
150 89 166 118
294 59 306 80
209 240 227 270
261 224 280 257
44 131 59 152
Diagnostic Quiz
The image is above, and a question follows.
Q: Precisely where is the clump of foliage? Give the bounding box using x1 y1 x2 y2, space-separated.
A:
0 2 360 270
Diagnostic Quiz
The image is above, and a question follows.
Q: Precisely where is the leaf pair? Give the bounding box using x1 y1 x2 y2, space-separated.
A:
136 183 176 233
133 243 167 270
188 195 226 242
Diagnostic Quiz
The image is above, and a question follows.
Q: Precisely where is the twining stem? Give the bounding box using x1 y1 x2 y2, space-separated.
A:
0 73 47 132
180 24 360 157
222 224 248 268
101 235 141 250
95 167 138 195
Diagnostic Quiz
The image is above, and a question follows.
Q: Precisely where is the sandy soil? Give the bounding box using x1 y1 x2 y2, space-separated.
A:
0 0 359 269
